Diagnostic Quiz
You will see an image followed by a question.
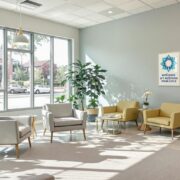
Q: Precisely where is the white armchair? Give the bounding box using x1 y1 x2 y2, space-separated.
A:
42 103 87 143
0 116 32 158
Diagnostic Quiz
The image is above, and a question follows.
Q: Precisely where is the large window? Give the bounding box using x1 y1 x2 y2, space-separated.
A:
54 38 69 102
0 29 4 110
34 34 50 107
8 52 30 109
0 27 71 111
7 30 31 109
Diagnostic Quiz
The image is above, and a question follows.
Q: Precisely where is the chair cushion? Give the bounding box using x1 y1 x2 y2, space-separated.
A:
147 117 170 126
19 126 31 137
54 117 83 127
46 103 72 118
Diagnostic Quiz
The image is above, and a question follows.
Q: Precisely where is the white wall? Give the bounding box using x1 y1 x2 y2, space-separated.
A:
0 8 79 59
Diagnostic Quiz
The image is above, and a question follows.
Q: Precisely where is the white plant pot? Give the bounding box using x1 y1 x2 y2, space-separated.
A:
143 104 149 109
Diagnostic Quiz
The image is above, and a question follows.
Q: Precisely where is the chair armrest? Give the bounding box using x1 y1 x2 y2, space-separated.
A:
170 112 180 128
11 116 31 127
74 109 87 120
42 109 54 131
74 109 87 128
0 120 19 144
143 109 160 123
123 108 139 121
0 116 31 127
103 106 117 114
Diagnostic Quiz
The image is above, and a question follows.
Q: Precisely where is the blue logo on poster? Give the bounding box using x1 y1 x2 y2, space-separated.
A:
161 55 176 72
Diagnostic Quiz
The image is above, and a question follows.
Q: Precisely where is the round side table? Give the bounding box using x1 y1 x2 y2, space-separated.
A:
138 109 151 131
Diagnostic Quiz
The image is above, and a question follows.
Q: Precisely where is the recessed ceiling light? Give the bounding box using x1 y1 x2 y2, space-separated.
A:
100 8 124 17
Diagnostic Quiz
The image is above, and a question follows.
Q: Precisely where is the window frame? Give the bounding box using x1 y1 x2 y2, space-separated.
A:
0 26 72 111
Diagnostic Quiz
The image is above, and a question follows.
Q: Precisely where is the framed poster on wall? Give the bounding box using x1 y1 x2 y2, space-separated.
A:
159 52 180 86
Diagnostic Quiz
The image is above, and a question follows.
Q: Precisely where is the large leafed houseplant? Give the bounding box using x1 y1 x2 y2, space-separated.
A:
61 60 107 121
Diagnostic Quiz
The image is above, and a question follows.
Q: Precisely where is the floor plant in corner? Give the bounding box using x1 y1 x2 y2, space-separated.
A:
86 63 107 121
61 60 107 122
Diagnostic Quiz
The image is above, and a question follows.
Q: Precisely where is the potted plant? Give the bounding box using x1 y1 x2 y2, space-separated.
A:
55 95 65 103
86 64 107 121
142 90 152 109
61 60 107 122
61 60 91 110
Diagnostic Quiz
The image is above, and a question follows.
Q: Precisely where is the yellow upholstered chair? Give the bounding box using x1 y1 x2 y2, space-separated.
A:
101 100 140 128
143 103 180 139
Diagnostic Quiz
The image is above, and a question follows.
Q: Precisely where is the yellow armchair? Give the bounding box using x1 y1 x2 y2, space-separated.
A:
143 103 180 139
101 100 139 128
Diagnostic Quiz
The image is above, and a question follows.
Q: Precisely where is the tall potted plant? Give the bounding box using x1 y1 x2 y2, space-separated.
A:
86 64 106 121
61 60 91 110
61 60 107 122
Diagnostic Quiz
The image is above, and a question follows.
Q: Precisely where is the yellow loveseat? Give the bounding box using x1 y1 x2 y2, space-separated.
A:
143 103 180 139
101 100 140 128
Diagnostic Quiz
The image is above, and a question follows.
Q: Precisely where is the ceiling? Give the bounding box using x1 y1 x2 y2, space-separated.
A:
0 0 179 28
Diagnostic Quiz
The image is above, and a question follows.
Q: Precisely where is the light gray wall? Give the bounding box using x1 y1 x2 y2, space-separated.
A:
80 4 180 108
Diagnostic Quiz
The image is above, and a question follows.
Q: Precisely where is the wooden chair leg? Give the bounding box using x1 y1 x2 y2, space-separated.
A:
43 128 47 136
50 132 53 143
15 144 19 159
83 129 86 140
70 130 72 141
28 137 31 148
101 120 104 129
144 124 147 134
135 120 138 127
124 122 126 129
171 129 174 140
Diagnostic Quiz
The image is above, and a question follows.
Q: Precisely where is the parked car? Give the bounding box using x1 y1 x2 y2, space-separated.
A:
34 85 50 94
27 85 50 94
8 84 27 94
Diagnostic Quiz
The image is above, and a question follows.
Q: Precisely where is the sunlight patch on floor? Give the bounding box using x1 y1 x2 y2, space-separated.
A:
55 170 118 180
0 168 62 180
39 160 82 168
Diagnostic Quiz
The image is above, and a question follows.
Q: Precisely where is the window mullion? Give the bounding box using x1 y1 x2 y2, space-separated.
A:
50 37 54 104
68 39 73 96
31 33 34 108
4 29 8 111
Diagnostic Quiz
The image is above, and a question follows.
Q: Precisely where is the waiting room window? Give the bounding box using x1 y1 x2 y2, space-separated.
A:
0 28 72 111
7 52 31 109
53 38 69 102
34 34 51 107
0 29 4 110
7 30 31 109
